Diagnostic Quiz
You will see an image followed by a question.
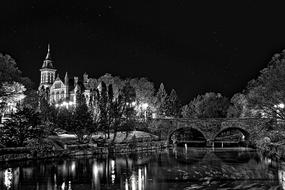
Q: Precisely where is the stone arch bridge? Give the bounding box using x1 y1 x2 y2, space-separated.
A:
150 118 273 145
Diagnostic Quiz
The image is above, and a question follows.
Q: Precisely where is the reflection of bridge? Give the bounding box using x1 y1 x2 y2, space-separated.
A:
168 147 257 166
151 118 272 146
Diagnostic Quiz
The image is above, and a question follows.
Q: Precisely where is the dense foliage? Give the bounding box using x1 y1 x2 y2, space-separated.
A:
56 92 95 143
0 107 44 147
182 92 230 118
0 53 33 119
246 50 285 121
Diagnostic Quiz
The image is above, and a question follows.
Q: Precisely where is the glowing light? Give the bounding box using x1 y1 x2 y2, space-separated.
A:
141 103 148 110
274 103 285 109
4 168 13 189
68 181 72 190
131 173 136 190
111 160 115 184
55 101 74 109
279 169 285 190
54 174 57 189
138 168 142 190
70 161 76 175
111 160 115 173
61 182 65 190
131 101 136 107
125 179 129 190
92 161 103 187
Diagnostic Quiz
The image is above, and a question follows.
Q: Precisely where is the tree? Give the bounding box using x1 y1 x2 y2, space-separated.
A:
199 93 229 118
0 54 22 85
73 92 94 143
155 83 168 117
55 108 74 133
0 82 26 114
227 93 250 118
182 92 230 118
130 77 156 104
22 89 39 110
0 53 33 120
112 81 136 135
106 84 114 138
0 107 44 147
98 73 124 99
56 92 94 143
38 94 57 126
98 81 108 137
246 50 285 121
120 81 136 119
130 77 156 119
181 95 203 119
164 89 181 117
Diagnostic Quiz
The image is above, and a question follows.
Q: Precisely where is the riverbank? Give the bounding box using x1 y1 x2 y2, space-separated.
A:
0 140 168 162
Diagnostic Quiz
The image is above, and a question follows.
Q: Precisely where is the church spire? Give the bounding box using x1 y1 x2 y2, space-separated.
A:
45 43 52 60
42 43 54 69
39 43 57 92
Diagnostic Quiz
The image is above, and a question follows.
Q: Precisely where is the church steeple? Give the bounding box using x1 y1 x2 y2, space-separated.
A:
45 43 51 60
39 43 57 91
42 44 54 69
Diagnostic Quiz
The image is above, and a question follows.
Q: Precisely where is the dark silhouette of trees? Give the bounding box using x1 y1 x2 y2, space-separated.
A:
98 81 108 137
73 92 94 143
155 83 168 117
56 92 94 143
182 92 230 118
164 89 181 117
227 93 251 118
0 107 43 147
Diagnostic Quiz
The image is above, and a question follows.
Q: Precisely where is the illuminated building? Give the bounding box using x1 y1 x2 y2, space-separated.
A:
38 44 94 107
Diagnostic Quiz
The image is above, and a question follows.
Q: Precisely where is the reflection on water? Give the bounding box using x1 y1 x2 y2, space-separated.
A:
0 147 284 189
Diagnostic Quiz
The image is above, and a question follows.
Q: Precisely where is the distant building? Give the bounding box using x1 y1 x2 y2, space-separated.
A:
38 44 94 107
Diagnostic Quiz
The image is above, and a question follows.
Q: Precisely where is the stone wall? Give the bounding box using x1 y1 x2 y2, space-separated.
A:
150 118 272 143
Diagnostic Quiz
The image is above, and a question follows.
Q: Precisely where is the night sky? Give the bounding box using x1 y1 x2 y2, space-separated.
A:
1 0 285 104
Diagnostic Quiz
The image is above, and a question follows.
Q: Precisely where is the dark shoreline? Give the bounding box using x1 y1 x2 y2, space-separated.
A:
1 140 284 164
0 141 168 163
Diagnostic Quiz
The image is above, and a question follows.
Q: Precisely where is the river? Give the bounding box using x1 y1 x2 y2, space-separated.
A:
0 147 285 190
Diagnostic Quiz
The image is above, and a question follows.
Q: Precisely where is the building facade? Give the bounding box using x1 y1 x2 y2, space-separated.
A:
38 44 93 107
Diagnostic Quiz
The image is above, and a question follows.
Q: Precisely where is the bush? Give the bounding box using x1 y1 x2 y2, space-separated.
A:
26 139 54 155
128 135 137 149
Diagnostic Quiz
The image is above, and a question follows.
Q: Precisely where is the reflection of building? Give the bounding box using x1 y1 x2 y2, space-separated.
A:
38 44 94 107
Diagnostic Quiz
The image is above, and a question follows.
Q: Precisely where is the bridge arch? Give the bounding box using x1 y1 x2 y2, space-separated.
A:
214 127 250 141
168 127 207 144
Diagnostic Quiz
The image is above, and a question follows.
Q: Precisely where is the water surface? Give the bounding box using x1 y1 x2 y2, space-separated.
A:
0 147 285 190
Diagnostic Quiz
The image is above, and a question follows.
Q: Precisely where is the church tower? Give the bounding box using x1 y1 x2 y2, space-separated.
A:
39 44 57 91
